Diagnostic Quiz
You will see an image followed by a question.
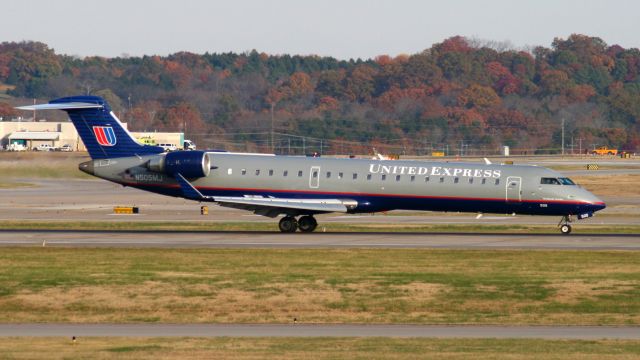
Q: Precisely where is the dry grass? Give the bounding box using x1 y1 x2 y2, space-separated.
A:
573 174 640 196
0 152 91 178
0 181 33 188
1 337 640 359
1 248 640 325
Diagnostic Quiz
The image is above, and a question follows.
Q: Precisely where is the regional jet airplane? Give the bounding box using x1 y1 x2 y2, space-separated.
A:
18 96 606 234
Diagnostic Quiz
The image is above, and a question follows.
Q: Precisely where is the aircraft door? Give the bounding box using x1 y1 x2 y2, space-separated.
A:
506 176 522 203
309 166 320 189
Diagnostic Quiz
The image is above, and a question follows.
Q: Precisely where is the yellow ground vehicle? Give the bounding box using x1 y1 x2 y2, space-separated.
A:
137 136 157 146
591 146 618 156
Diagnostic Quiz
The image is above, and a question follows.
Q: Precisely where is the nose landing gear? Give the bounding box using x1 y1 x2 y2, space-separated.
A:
558 215 572 234
278 215 318 233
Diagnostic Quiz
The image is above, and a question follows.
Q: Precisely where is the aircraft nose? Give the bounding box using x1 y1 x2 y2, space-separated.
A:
590 201 606 212
583 192 606 213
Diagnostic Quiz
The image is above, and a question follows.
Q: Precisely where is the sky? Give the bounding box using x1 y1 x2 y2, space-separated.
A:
2 0 639 59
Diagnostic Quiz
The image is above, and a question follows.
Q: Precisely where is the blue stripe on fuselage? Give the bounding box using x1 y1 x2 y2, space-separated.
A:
126 183 601 216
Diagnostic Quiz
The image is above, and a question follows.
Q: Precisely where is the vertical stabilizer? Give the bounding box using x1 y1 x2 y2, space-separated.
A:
17 96 164 159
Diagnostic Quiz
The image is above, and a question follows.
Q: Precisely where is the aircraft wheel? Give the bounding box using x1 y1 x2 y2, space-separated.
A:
560 224 572 235
279 216 298 233
298 216 318 233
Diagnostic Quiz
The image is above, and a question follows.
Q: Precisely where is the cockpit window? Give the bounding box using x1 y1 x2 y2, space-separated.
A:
558 177 576 185
541 177 576 185
540 177 561 185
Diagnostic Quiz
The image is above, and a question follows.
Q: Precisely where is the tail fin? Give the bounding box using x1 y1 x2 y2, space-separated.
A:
16 96 164 159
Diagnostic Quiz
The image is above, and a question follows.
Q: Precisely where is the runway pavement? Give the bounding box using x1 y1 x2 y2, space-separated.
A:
1 230 639 249
0 324 640 340
1 324 639 339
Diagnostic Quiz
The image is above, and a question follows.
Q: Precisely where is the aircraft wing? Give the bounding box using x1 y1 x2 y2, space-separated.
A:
174 173 357 217
213 196 356 217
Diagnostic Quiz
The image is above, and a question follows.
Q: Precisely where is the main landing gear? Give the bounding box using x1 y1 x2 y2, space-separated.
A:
278 215 318 233
558 215 572 235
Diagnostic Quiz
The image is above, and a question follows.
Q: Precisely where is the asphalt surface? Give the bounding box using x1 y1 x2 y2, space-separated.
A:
1 324 640 339
1 230 639 249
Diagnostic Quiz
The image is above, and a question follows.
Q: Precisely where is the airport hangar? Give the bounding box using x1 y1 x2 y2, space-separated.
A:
0 117 183 151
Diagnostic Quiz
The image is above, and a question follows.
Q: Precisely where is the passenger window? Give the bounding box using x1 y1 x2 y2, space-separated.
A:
241 169 247 175
367 174 372 181
227 168 233 175
298 170 303 177
439 177 445 183
469 178 474 184
454 177 459 184
410 175 415 182
268 169 274 176
425 176 430 182
283 170 288 177
353 173 358 180
255 169 260 176
326 171 331 178
381 174 387 181
495 179 500 185
482 178 486 185
338 172 343 179
312 171 318 178
395 175 401 181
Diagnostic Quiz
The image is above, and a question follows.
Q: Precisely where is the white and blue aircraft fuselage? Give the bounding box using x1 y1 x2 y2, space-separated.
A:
18 96 606 234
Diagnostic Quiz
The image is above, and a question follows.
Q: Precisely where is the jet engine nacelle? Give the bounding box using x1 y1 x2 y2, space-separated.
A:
148 150 211 178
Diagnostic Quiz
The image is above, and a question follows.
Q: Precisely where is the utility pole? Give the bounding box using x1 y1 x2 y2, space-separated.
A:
561 118 565 156
270 102 275 153
578 138 583 156
128 94 132 129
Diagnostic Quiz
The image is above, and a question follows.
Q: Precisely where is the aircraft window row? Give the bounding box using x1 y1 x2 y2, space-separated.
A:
231 168 501 186
541 177 576 185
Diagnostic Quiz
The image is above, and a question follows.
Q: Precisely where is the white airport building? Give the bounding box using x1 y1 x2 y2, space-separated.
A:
0 119 184 151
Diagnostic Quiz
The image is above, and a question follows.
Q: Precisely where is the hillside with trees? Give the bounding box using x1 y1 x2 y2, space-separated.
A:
0 34 639 155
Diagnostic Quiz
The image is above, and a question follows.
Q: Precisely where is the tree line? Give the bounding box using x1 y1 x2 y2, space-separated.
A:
0 34 639 154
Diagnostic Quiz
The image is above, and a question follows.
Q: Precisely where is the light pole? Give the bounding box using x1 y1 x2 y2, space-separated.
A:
270 102 275 153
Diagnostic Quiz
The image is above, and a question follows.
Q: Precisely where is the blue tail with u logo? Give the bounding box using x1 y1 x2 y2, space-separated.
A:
17 96 164 159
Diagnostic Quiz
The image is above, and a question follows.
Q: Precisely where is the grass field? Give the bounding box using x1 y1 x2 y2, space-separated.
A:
0 152 91 179
0 248 639 325
1 337 640 359
1 219 639 234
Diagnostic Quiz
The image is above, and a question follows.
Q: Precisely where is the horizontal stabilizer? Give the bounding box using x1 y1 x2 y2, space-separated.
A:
15 103 103 111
